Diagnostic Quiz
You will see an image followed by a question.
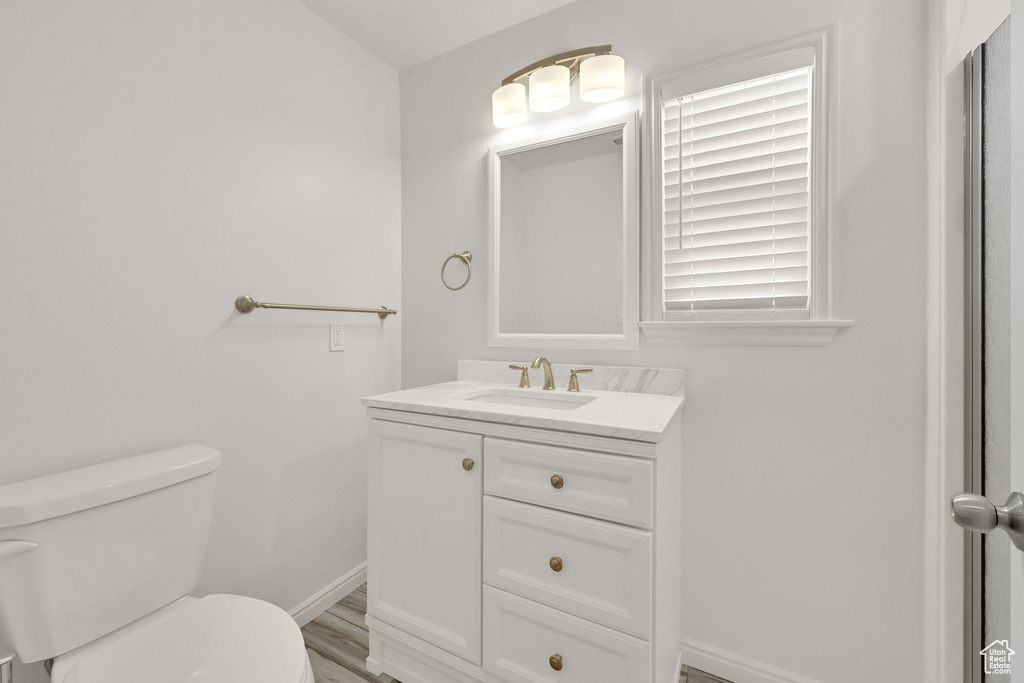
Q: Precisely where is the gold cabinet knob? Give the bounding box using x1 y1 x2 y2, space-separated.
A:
549 654 563 671
462 458 475 471
550 474 564 489
549 556 563 572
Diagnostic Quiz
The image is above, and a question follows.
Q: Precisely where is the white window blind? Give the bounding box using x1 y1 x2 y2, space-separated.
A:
661 66 813 317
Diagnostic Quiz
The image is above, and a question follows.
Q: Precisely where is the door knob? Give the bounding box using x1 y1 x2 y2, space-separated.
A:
951 492 1024 550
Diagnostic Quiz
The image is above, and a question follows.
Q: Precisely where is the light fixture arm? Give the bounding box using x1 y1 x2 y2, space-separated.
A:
501 44 612 86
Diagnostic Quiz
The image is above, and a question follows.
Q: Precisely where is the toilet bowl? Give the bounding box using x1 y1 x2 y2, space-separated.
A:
0 446 313 682
48 595 314 683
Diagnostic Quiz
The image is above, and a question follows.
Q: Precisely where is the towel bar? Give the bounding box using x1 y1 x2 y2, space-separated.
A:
234 296 397 319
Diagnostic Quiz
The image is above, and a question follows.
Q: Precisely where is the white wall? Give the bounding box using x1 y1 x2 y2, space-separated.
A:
1011 0 1024 666
0 1 400 679
401 1 930 681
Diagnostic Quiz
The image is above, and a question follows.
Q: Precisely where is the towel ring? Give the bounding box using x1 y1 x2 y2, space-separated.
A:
441 251 472 291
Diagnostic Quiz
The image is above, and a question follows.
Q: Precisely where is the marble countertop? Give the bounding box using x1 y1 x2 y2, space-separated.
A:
362 381 684 443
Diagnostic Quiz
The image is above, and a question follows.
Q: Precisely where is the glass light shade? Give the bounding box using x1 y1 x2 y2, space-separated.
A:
492 82 527 128
579 54 625 103
529 65 570 113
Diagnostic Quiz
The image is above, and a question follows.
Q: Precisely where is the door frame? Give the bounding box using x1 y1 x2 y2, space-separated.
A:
963 42 985 683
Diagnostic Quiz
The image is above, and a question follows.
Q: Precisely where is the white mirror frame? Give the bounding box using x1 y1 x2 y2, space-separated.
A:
486 112 640 350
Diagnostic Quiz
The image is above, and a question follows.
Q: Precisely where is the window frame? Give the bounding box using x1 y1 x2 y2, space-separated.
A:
640 29 851 346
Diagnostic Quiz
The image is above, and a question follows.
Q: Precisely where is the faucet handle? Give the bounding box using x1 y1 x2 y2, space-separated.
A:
509 364 531 388
567 368 593 392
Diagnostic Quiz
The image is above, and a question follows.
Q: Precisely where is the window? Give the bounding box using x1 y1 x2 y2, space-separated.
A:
663 66 812 318
642 33 850 345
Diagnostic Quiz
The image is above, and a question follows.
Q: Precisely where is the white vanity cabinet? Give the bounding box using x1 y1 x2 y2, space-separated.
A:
364 387 683 683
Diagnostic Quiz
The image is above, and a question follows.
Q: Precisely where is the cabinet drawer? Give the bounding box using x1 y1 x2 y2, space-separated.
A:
483 438 654 528
483 586 651 683
483 497 651 639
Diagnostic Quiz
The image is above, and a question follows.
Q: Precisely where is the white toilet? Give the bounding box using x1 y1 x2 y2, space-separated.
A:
0 445 314 683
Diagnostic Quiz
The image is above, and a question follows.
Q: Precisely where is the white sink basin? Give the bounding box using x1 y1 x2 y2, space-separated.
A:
458 387 595 411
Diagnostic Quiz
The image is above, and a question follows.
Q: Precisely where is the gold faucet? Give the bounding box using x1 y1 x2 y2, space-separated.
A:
532 356 556 390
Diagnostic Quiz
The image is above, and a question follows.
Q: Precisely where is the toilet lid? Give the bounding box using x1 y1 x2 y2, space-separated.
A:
52 595 310 683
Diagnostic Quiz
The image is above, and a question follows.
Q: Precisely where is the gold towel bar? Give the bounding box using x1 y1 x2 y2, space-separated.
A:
234 296 397 319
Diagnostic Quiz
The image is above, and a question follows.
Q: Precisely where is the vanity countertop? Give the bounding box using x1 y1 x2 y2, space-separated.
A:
362 381 684 443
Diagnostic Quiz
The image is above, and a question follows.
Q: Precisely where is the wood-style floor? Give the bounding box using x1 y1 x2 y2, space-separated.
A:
301 584 733 683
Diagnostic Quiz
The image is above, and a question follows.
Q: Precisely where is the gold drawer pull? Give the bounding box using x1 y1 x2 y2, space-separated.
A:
550 474 564 489
549 654 563 671
462 458 475 471
549 556 563 572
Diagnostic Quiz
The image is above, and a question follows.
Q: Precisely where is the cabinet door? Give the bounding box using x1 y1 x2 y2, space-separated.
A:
367 419 483 664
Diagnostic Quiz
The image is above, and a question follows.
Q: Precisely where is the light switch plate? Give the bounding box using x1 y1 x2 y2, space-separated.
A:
330 324 346 352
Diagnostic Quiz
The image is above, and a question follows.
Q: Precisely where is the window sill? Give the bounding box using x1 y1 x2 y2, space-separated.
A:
639 319 853 347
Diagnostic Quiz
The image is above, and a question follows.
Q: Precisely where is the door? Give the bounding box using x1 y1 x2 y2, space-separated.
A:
366 420 483 664
952 17 1022 682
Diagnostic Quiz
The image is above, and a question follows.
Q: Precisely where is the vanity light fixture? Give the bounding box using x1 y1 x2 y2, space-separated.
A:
491 45 625 128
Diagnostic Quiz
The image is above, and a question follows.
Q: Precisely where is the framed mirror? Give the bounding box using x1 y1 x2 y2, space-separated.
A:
487 112 639 349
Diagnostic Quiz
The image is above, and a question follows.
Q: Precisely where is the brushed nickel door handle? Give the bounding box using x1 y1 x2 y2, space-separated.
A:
952 491 1024 550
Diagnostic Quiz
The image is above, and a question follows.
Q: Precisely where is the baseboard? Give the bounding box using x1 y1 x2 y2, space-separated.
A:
289 562 367 627
680 637 824 683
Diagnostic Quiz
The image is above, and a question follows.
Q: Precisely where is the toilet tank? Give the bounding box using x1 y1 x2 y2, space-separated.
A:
0 445 221 663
